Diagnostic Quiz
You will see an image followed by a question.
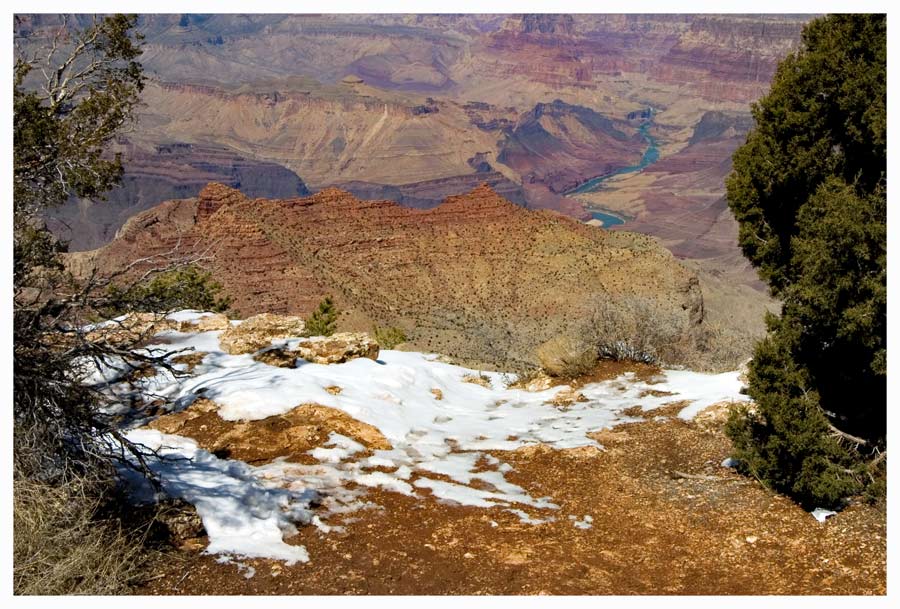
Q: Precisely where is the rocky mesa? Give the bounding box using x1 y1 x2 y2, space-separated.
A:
68 183 703 370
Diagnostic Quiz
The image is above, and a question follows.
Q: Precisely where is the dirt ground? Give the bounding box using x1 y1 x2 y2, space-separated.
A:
139 398 886 596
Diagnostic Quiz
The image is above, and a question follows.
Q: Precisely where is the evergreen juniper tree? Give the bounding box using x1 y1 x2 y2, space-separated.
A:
724 14 886 508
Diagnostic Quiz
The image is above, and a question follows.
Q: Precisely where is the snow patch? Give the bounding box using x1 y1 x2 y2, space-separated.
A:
811 508 838 523
124 429 312 565
101 311 752 564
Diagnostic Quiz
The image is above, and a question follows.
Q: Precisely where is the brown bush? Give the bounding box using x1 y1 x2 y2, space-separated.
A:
535 335 598 378
584 296 758 372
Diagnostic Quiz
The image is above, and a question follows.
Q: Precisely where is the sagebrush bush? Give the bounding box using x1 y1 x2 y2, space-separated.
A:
584 295 757 372
535 335 598 378
373 325 408 349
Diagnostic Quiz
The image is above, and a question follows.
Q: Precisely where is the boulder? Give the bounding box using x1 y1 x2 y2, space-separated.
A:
509 370 555 391
294 332 379 364
146 399 392 463
189 313 231 332
218 313 306 355
535 335 598 378
253 347 300 368
462 374 492 388
155 499 206 549
85 312 178 346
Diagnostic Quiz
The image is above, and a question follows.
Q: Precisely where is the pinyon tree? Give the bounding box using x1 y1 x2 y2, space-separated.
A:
305 295 339 337
724 14 886 508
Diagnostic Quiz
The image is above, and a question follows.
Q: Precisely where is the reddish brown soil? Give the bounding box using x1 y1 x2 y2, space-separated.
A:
139 409 886 595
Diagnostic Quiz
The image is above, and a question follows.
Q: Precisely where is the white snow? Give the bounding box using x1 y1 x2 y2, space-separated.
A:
721 457 740 468
102 311 751 565
307 432 366 463
811 508 838 523
569 514 593 529
124 428 312 565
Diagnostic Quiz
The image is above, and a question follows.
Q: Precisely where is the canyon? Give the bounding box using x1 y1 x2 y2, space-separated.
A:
21 13 803 343
26 14 808 278
68 183 704 371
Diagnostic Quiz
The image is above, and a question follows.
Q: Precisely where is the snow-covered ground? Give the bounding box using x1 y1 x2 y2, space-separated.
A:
99 311 750 565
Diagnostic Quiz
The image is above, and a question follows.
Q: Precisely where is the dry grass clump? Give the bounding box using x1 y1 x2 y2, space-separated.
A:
373 325 408 349
535 335 598 378
14 474 154 595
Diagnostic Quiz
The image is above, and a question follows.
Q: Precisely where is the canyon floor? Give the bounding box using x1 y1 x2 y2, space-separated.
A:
139 403 885 596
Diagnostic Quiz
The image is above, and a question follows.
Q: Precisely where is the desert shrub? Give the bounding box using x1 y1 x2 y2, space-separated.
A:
104 264 232 316
535 335 598 378
724 318 864 508
13 16 184 591
586 296 687 365
13 472 154 595
373 325 408 349
582 295 758 372
304 296 339 337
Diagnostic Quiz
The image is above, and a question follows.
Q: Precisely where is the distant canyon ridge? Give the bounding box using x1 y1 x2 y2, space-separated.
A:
20 14 802 316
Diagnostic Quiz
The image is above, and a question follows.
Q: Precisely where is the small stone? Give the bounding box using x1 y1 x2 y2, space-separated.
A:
463 552 474 559
746 536 758 544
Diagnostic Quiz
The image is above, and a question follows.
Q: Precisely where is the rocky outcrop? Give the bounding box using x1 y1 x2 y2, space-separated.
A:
218 313 307 355
330 172 528 210
253 333 380 368
136 81 504 188
191 313 231 332
650 16 805 103
484 15 804 102
147 399 392 463
85 313 179 346
68 183 704 370
294 333 380 365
